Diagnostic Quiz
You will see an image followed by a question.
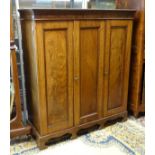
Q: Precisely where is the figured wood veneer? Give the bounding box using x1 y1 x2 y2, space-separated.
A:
19 9 135 149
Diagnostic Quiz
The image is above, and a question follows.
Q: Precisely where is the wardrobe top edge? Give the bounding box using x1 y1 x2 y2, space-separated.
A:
18 9 136 20
18 8 136 11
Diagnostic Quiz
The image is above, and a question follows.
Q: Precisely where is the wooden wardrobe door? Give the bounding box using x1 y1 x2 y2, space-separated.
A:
74 21 105 125
103 20 133 116
36 21 74 135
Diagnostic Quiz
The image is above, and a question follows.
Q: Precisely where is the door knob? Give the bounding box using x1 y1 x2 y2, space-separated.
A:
74 76 79 80
104 71 109 76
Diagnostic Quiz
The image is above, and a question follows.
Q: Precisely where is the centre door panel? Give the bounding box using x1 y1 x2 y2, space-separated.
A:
74 20 105 125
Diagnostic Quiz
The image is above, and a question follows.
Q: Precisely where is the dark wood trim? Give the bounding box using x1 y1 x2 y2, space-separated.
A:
10 0 32 138
10 125 32 138
10 50 32 138
19 9 136 21
126 0 145 117
10 50 23 129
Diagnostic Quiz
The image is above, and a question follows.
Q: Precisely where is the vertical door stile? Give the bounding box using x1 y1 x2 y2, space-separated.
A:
74 21 80 126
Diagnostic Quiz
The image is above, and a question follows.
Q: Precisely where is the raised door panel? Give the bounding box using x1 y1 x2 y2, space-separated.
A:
74 21 105 125
36 22 73 135
104 20 133 116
